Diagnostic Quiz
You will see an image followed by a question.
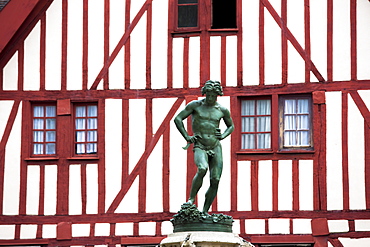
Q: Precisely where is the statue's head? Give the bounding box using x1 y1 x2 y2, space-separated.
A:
201 80 223 96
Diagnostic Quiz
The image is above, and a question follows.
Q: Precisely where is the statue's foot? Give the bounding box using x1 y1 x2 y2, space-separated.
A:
186 199 195 205
201 211 210 217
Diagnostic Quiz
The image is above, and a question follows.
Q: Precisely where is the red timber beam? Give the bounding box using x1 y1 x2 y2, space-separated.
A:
328 238 344 247
106 97 184 213
0 100 21 214
90 0 153 90
0 0 53 68
260 0 326 83
0 0 46 54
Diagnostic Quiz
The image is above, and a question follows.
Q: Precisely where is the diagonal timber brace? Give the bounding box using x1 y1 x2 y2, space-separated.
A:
261 0 326 82
90 0 153 90
349 91 370 129
106 97 184 213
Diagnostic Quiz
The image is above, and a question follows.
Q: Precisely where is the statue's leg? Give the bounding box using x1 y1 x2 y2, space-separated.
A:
188 148 208 204
203 145 223 213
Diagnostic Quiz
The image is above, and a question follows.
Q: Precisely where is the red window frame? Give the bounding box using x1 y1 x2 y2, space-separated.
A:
172 0 238 34
31 103 57 156
176 0 199 31
279 95 313 150
240 97 272 151
73 103 98 156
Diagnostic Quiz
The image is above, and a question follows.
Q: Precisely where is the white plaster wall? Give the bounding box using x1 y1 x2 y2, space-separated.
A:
24 21 40 91
326 91 343 210
105 99 123 211
2 103 22 215
348 96 366 210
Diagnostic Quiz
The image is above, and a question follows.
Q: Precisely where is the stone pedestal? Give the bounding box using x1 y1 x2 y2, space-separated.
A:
160 231 254 247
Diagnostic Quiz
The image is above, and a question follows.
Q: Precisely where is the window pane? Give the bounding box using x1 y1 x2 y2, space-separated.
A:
34 131 44 142
178 5 198 27
297 115 309 130
257 116 271 132
284 131 296 146
241 100 255 115
87 118 97 129
88 105 98 117
33 106 44 117
34 144 44 154
46 131 56 142
46 106 56 117
76 106 86 117
178 0 197 3
76 131 85 142
87 143 97 154
212 0 237 29
76 119 86 130
257 100 271 115
76 144 85 154
297 99 309 113
297 131 310 146
33 119 44 129
46 119 56 129
284 99 296 114
87 131 97 142
242 134 255 149
257 133 271 149
46 143 56 154
284 115 296 130
242 117 255 132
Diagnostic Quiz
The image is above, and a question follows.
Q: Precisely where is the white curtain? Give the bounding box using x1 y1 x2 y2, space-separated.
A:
33 105 56 155
241 99 271 149
283 99 309 147
75 105 97 154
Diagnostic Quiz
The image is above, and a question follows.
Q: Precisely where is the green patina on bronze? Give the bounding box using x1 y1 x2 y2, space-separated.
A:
171 202 233 232
173 80 234 232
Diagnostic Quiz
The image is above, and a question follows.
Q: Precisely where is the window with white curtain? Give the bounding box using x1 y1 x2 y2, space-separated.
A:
32 104 56 155
282 97 311 148
74 103 98 155
241 98 271 150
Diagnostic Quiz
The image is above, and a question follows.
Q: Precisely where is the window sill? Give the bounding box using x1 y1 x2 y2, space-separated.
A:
25 157 59 161
208 28 238 33
171 28 238 37
237 150 315 154
277 150 315 154
67 156 99 161
236 150 273 154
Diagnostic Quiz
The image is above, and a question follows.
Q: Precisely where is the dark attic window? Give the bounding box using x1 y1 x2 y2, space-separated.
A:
211 0 237 29
178 0 199 28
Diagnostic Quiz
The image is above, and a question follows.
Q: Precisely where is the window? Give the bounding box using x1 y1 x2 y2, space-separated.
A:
241 98 271 150
280 96 311 148
240 94 313 152
174 0 237 31
32 104 56 155
212 0 237 29
177 0 198 28
74 104 98 155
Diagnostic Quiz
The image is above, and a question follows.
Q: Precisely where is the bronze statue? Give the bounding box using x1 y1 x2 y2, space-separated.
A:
174 80 234 213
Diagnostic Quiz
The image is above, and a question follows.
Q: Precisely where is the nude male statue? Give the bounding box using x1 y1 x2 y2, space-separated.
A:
174 80 234 213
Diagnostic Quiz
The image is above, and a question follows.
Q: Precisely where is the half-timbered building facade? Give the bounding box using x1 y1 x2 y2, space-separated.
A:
0 0 370 246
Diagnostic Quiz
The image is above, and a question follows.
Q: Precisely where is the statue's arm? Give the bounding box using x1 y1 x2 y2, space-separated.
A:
174 102 196 143
220 107 234 140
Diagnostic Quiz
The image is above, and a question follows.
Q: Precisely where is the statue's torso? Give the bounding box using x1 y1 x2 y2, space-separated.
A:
191 103 224 147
